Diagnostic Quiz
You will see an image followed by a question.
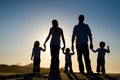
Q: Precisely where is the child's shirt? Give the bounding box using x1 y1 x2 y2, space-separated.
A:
97 48 108 60
65 53 72 62
33 47 41 59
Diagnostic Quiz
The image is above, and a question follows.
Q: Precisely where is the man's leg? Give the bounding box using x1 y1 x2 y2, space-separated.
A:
69 62 73 73
83 44 93 73
76 46 84 73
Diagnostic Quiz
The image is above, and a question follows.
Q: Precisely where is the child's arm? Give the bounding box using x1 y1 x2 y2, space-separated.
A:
61 47 65 54
40 45 46 52
107 46 110 53
31 52 34 60
91 48 98 53
70 50 75 55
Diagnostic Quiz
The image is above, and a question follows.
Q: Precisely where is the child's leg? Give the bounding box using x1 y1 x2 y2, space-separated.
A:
97 59 101 74
69 62 73 73
36 58 40 73
101 60 105 74
64 62 68 72
33 59 37 73
36 64 40 73
33 64 35 73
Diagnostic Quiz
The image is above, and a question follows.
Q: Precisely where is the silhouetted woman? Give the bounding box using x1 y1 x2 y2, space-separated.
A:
44 19 65 74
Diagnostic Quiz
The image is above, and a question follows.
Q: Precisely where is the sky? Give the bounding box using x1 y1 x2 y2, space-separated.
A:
0 0 120 73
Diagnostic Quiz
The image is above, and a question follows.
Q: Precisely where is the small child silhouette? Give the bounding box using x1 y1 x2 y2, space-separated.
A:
62 48 74 73
31 41 46 73
91 41 110 74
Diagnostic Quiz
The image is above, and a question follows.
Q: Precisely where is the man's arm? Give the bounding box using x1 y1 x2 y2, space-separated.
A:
71 26 76 51
72 35 75 51
61 30 66 50
61 47 65 54
89 34 93 49
91 48 98 53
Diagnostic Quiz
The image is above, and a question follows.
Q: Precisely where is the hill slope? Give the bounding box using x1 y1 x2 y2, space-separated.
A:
0 64 120 80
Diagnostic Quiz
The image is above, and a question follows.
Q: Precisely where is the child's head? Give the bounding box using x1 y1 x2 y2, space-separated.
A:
99 41 105 48
65 48 70 53
34 41 40 48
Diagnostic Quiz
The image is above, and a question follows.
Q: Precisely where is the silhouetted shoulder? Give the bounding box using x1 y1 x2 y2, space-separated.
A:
58 27 63 35
50 27 63 32
73 24 79 31
84 23 89 26
57 27 63 33
83 23 89 28
74 24 79 28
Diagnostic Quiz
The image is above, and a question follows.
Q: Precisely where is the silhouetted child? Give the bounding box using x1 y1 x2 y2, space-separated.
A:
31 41 46 73
91 41 110 74
62 48 74 73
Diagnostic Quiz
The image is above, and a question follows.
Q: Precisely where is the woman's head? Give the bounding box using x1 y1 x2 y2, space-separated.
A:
52 19 58 27
34 41 40 48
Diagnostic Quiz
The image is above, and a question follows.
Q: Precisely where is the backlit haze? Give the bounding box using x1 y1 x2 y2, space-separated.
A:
0 0 120 73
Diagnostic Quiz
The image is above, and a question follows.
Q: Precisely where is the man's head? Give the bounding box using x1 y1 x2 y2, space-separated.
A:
78 15 84 23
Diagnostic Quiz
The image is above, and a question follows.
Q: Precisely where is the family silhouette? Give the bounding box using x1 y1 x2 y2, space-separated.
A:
31 14 110 76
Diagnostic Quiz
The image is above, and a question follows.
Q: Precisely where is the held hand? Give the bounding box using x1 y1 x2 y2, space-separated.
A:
44 44 46 48
31 57 33 60
107 45 109 49
90 43 93 50
71 45 74 51
62 46 65 51
43 43 46 47
61 47 65 54
72 50 75 55
61 47 64 51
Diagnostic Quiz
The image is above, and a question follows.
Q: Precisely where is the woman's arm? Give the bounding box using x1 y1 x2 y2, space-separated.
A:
31 52 34 60
40 45 46 52
44 29 51 46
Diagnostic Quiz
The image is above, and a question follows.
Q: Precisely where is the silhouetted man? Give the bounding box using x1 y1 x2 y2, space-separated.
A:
72 15 93 74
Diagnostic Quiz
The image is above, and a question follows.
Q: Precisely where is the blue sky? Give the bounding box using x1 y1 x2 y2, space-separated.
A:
0 0 120 73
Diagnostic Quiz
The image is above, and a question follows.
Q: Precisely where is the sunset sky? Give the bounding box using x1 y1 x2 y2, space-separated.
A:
0 0 120 73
